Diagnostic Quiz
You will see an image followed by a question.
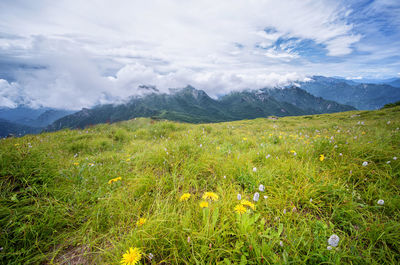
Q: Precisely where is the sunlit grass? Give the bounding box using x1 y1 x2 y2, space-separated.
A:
1 106 400 264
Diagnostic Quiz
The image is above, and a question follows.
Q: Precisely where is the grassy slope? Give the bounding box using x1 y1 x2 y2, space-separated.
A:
1 107 400 264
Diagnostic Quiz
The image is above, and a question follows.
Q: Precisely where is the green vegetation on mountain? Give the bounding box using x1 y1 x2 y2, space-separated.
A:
48 86 354 131
1 106 399 264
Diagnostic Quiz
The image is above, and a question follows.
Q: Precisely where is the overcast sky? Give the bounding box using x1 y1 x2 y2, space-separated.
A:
0 0 399 109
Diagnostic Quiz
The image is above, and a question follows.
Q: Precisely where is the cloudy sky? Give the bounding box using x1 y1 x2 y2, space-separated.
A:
0 0 399 109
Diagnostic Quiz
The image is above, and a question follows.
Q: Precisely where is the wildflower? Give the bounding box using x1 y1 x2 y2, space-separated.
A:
328 234 340 247
327 246 333 250
199 144 202 147
223 175 226 179
179 193 191 202
120 247 142 265
362 161 368 166
387 161 391 164
264 195 268 200
387 121 391 124
243 137 247 141
148 253 154 260
377 199 384 205
199 201 209 208
202 192 219 201
279 241 284 247
259 184 265 192
283 209 287 214
108 177 122 184
234 204 247 214
73 162 79 166
253 192 260 202
126 158 131 162
74 153 78 158
290 150 296 153
253 167 257 172
266 154 271 159
339 153 343 156
319 154 325 161
136 218 146 227
88 163 95 167
237 194 242 200
187 236 191 243
14 143 19 146
309 198 313 203
241 200 255 210
394 157 398 160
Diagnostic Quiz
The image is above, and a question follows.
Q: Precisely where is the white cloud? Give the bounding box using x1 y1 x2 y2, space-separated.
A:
0 0 393 109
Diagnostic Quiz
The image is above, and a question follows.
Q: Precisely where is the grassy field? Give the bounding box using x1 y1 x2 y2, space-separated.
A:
1 106 400 264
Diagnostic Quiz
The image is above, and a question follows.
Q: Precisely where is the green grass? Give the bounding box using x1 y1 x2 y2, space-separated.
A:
1 107 400 264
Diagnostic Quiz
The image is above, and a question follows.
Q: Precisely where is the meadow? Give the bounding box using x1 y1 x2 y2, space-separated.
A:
1 106 399 264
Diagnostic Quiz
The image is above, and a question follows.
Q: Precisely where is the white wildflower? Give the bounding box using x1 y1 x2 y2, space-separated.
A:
148 253 154 260
266 154 271 159
327 246 333 250
259 184 265 192
237 194 242 200
339 153 343 156
377 199 384 205
253 192 260 202
264 195 268 199
253 167 257 172
309 198 313 203
328 234 340 247
283 209 286 214
279 241 283 247
394 157 397 160
387 161 391 164
362 161 368 166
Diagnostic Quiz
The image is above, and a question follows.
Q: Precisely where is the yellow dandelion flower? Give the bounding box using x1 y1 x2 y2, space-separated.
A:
120 247 142 265
73 162 79 166
136 218 146 227
319 154 325 161
179 193 191 202
290 150 296 153
108 177 122 184
243 137 247 141
199 201 209 208
14 143 20 146
202 192 219 201
126 158 131 162
240 200 255 210
234 204 247 214
216 146 221 150
362 131 366 135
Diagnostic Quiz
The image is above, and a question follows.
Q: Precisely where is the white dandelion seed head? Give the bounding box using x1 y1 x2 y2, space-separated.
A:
259 184 265 192
328 234 340 247
253 192 260 202
237 194 242 200
253 167 257 172
362 161 368 167
327 246 333 250
377 199 384 205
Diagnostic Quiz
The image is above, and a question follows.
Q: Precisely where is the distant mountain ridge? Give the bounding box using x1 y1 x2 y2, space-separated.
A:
300 76 400 110
47 85 355 131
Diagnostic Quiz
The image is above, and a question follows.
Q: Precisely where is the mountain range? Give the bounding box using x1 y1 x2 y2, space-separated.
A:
300 76 400 110
1 76 399 136
47 85 355 131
